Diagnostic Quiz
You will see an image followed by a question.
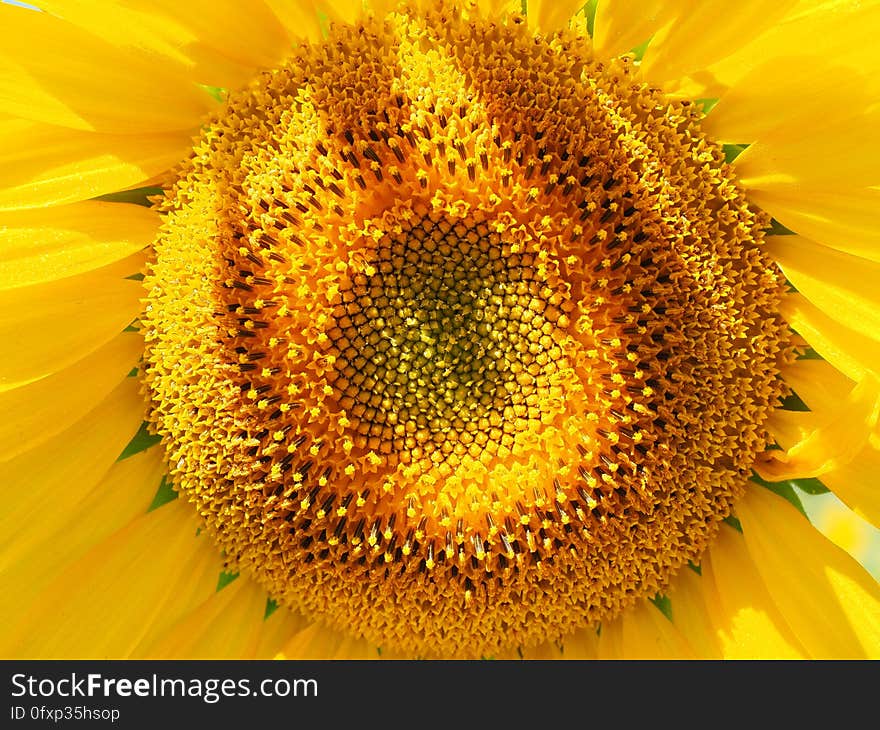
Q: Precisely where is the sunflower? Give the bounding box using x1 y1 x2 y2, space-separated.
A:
1 0 879 661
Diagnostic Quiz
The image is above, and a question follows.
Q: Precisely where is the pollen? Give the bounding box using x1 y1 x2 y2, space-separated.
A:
142 2 792 658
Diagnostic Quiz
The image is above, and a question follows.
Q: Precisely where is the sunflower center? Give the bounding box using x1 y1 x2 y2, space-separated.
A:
326 209 570 467
143 3 791 657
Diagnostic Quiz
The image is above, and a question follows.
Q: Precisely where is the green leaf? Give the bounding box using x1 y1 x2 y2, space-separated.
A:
723 515 743 532
118 421 161 461
751 473 807 516
147 475 178 512
765 218 796 236
199 84 227 103
583 0 598 36
789 477 830 496
687 560 702 575
695 98 719 114
649 592 673 621
264 598 279 619
780 390 810 412
316 8 330 38
94 186 163 207
217 571 239 591
797 347 824 360
722 143 748 163
629 38 650 61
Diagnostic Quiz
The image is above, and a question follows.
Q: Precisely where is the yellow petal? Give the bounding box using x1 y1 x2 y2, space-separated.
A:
505 642 559 659
2 501 224 658
561 627 600 660
736 111 880 190
704 56 878 145
641 0 800 90
263 0 324 44
278 622 380 659
738 486 880 658
135 578 271 659
770 359 880 529
757 374 880 482
121 0 292 72
666 567 722 659
39 0 266 89
756 188 880 265
781 293 880 383
764 409 812 452
314 0 363 26
684 1 880 100
474 0 521 19
702 523 806 658
255 605 312 658
766 236 880 345
820 451 880 531
734 108 880 257
765 395 880 529
597 599 694 659
809 494 879 574
0 201 158 289
0 253 145 390
273 0 386 42
0 332 142 461
526 0 585 31
592 0 675 60
0 376 145 571
781 358 855 415
0 3 213 133
0 117 188 211
0 449 164 633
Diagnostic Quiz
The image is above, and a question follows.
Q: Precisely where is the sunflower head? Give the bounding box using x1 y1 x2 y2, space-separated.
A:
142 2 791 657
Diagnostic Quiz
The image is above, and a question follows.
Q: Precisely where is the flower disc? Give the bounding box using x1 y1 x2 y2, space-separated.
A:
143 4 792 657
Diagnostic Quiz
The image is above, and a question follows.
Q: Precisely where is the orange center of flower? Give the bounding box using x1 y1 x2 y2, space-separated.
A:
142 4 791 657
